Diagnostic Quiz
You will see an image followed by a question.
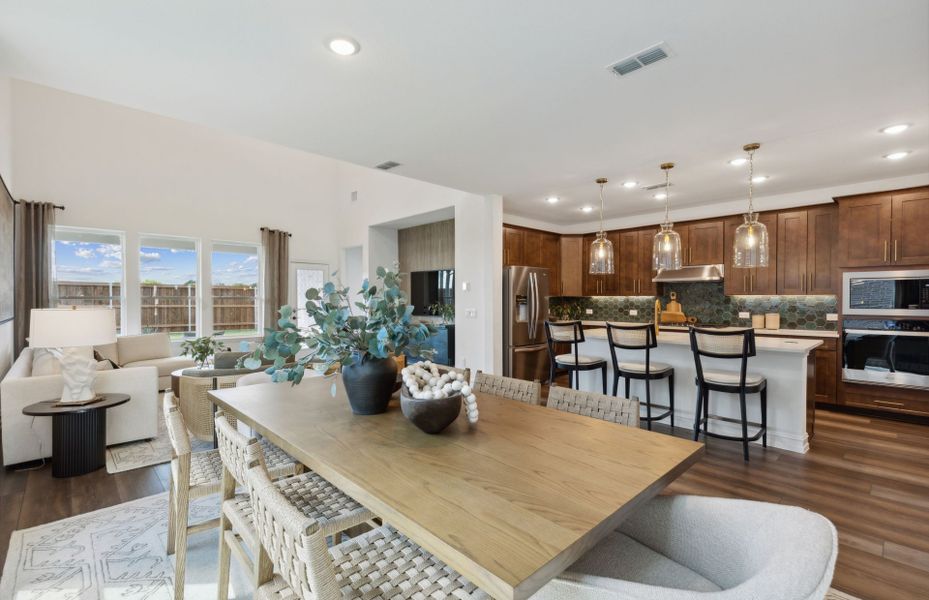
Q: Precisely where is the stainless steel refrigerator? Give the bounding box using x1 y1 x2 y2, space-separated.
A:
503 266 551 382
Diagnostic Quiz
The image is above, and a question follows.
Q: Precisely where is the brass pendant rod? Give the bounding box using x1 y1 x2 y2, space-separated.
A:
596 177 607 235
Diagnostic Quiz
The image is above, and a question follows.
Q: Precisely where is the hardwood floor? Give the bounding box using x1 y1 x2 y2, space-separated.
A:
1 408 927 600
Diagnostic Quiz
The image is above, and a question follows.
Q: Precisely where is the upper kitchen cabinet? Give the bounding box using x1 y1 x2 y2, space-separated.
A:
559 235 584 296
503 225 560 276
541 232 561 292
619 228 658 296
503 225 524 266
776 206 836 295
679 220 725 266
581 231 620 296
723 212 778 295
838 186 929 267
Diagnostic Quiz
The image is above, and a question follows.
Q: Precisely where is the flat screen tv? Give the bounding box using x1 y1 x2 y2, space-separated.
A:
410 269 454 316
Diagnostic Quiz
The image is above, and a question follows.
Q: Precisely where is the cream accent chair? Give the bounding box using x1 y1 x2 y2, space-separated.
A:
0 348 159 466
95 332 196 389
530 495 838 600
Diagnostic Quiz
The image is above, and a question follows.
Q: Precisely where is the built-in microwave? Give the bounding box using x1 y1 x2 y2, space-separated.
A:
842 319 929 390
843 269 929 317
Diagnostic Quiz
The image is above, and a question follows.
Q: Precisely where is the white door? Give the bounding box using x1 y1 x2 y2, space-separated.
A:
290 261 329 330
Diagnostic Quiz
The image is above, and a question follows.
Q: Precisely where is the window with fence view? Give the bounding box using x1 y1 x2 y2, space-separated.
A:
139 235 199 340
211 243 260 337
53 227 125 332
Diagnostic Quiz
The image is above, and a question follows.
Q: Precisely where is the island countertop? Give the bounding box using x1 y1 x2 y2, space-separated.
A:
583 327 823 354
579 320 839 339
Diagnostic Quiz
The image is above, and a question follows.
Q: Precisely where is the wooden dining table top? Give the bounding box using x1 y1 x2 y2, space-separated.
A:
209 376 704 600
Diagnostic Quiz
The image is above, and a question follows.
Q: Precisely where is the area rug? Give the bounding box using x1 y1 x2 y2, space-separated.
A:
105 419 212 474
0 493 250 599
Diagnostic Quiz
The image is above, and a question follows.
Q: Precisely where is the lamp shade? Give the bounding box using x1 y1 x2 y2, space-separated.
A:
29 307 117 348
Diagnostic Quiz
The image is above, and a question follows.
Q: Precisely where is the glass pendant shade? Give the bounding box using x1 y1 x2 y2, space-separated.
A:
653 223 682 270
732 213 769 268
589 231 615 274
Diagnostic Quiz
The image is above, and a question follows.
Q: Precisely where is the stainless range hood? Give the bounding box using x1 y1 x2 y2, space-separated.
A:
652 264 725 283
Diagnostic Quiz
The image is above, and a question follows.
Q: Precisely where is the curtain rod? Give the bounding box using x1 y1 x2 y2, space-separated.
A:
260 227 292 237
12 199 65 210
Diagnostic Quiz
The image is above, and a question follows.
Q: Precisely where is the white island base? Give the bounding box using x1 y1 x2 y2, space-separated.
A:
572 328 823 454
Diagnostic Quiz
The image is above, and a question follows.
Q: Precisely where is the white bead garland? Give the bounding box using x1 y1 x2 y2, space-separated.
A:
401 360 479 424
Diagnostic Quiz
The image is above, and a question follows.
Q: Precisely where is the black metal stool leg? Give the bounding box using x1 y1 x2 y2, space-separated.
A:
612 372 619 397
761 386 768 448
644 377 652 430
739 389 749 461
601 365 607 394
692 382 703 441
668 372 675 430
549 363 555 386
702 386 710 435
624 377 630 399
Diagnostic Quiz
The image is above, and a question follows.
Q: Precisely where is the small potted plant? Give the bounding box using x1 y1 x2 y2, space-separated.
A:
428 302 455 325
180 335 226 368
244 267 437 415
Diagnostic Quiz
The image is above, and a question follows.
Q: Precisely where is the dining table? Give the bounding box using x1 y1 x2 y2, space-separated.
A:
209 376 704 600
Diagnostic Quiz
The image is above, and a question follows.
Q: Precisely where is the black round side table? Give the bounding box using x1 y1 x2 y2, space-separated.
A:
22 393 130 478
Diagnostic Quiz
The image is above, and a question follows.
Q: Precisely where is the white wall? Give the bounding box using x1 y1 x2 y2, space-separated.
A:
0 77 13 379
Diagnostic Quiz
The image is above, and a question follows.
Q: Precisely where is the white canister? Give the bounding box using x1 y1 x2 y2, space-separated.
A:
765 313 780 330
751 314 765 329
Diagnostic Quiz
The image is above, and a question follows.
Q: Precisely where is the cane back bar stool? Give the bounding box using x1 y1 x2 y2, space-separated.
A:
547 385 640 428
243 446 490 600
214 410 377 599
472 371 542 405
605 322 675 430
689 327 768 461
544 320 607 393
161 393 301 600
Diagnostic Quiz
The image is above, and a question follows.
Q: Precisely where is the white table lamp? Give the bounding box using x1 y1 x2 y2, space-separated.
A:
29 307 117 403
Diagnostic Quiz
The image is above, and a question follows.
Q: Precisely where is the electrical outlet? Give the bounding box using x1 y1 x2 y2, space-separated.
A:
826 313 838 322
738 311 750 319
629 309 638 316
585 308 594 315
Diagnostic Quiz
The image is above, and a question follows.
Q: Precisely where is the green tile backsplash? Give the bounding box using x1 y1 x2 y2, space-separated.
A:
551 282 837 330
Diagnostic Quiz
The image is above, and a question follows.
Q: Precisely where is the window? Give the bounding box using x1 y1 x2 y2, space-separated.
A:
211 242 260 337
291 262 329 331
139 235 199 340
52 227 126 332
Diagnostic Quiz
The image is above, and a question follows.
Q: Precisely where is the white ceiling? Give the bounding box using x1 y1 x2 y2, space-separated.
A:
1 1 927 226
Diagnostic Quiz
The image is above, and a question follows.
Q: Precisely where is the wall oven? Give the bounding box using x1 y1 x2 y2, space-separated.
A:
843 269 929 317
842 319 929 390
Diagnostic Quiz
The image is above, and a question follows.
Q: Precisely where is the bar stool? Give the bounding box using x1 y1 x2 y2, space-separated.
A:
544 321 607 393
689 327 767 461
605 323 674 431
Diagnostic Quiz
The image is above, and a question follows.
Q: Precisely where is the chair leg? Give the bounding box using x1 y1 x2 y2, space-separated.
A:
166 472 177 556
624 377 630 399
601 365 607 394
702 386 709 435
644 378 652 431
217 512 232 600
761 387 768 448
739 389 750 462
668 373 675 430
549 363 555 387
612 372 619 397
692 383 703 442
173 488 190 600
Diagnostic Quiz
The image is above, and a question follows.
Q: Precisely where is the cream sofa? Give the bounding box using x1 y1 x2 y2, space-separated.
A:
95 333 196 390
1 348 160 466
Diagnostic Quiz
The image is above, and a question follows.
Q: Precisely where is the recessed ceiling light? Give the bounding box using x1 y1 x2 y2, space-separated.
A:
752 175 769 183
880 124 909 135
884 151 910 160
653 192 667 200
328 37 360 56
728 157 748 166
546 196 559 204
580 205 594 213
622 181 638 189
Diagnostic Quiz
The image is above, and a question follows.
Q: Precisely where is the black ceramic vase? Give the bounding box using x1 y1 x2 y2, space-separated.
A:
341 356 398 415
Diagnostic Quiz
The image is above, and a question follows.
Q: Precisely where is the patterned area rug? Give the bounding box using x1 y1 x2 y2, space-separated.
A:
0 493 250 599
106 419 212 474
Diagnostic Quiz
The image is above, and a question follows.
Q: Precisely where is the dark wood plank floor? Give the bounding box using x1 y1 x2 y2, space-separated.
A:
1 408 927 600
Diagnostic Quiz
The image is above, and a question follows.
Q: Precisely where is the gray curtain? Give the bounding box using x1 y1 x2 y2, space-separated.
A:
14 201 57 354
261 227 290 331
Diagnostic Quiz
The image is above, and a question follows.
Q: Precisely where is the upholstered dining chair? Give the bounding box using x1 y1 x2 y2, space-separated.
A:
606 322 675 431
530 495 838 600
547 385 640 428
242 448 490 600
544 320 608 393
214 410 377 599
161 393 300 600
472 371 541 405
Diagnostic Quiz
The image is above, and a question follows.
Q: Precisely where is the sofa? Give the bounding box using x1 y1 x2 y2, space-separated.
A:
1 347 160 466
95 333 196 390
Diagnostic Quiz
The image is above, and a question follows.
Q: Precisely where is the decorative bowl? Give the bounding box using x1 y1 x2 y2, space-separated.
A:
400 387 462 434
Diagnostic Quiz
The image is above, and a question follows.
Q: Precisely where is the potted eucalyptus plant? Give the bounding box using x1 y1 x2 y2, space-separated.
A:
243 267 437 415
180 335 226 368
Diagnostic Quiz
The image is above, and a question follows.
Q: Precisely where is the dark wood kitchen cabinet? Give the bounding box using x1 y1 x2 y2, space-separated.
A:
837 186 929 267
777 206 836 295
582 231 620 295
723 212 778 295
619 228 658 296
503 226 524 266
814 339 837 405
777 210 808 294
559 235 584 296
503 226 561 289
806 206 837 294
679 220 725 266
541 232 561 293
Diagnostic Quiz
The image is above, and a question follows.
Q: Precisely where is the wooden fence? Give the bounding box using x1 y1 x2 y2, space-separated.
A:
56 281 257 334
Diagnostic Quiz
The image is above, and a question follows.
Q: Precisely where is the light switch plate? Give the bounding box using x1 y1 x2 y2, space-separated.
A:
465 308 477 318
629 309 638 316
826 313 838 321
585 308 594 315
738 311 750 319
461 281 470 291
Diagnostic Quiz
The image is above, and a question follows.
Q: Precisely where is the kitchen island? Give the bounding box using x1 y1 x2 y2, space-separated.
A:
573 327 823 453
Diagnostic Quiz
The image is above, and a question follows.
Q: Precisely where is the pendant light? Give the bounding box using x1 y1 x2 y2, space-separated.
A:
652 162 682 271
588 177 614 274
732 143 769 268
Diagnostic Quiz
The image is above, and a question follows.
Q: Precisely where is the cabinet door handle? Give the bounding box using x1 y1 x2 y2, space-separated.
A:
893 239 898 262
744 274 748 292
689 247 693 264
801 272 805 293
808 272 813 292
874 399 904 407
883 240 888 263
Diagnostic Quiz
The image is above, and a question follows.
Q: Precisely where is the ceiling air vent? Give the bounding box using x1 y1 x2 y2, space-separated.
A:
376 161 401 170
608 43 672 77
642 182 674 191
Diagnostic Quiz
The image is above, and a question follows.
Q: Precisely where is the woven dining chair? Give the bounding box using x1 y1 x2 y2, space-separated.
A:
472 371 541 405
243 451 490 600
162 393 301 600
547 385 640 428
178 374 242 442
214 410 377 599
